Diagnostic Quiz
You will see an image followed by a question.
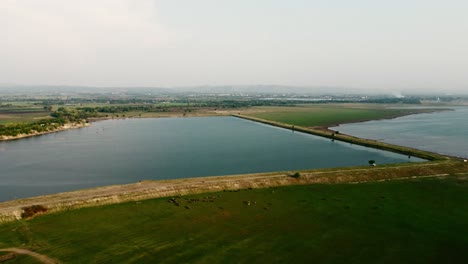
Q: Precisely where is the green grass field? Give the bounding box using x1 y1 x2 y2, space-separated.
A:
247 105 437 127
1 176 467 263
0 108 50 125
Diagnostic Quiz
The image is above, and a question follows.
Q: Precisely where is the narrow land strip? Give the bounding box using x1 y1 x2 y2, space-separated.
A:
1 160 466 223
233 114 452 160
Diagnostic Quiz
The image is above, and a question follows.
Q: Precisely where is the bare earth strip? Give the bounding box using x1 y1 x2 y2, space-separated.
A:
0 248 59 264
1 160 466 223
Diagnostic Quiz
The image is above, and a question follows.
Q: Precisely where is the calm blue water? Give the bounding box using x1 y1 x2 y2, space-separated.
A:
331 107 468 158
0 117 422 202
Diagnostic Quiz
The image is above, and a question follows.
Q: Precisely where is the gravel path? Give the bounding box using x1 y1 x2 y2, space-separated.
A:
0 248 59 264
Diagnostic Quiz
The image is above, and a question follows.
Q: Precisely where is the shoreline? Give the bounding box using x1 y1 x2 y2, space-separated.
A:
0 106 451 142
0 112 224 142
0 122 90 142
0 106 463 223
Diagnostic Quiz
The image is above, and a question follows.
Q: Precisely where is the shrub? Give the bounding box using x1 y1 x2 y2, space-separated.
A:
291 172 301 178
21 205 48 219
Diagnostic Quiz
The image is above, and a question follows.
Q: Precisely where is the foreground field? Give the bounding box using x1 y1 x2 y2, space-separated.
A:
0 176 467 263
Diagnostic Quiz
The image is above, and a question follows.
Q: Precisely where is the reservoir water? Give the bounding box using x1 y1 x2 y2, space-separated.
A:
331 107 468 158
0 116 422 202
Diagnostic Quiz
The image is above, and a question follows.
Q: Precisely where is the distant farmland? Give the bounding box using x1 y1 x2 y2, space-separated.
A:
0 106 50 125
246 105 442 127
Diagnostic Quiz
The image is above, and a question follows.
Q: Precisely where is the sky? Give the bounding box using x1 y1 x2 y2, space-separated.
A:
1 0 468 93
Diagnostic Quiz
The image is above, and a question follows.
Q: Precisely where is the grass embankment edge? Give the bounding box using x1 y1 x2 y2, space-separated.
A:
1 160 466 224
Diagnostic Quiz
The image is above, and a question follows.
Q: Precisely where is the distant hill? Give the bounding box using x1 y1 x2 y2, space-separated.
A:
1 84 466 97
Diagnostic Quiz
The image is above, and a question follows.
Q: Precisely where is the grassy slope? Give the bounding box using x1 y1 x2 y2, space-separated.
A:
248 105 437 127
0 176 467 263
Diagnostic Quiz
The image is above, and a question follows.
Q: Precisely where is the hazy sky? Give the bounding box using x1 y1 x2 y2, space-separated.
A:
1 0 467 92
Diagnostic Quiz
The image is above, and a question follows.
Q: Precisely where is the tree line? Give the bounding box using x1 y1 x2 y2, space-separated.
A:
0 107 94 137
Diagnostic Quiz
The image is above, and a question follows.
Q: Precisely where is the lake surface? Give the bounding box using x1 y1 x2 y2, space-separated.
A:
331 107 468 158
0 116 422 202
